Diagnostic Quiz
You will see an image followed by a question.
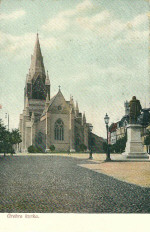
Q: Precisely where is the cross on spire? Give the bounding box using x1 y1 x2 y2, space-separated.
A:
58 85 61 91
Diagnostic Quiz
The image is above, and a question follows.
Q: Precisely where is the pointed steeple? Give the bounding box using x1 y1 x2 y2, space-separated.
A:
58 85 61 92
45 93 50 109
75 101 79 115
25 96 29 108
31 111 35 122
70 95 75 110
46 92 49 102
70 95 73 105
29 33 46 79
83 112 86 124
45 70 50 85
34 33 42 57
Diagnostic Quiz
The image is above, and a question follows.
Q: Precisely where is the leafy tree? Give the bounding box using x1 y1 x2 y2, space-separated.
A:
0 120 22 155
28 145 43 153
0 120 9 155
49 145 55 152
10 129 22 146
28 145 36 153
111 133 127 153
103 133 127 154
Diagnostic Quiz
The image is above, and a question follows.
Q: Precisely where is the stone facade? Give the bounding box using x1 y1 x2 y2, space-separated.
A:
19 34 91 152
109 101 129 144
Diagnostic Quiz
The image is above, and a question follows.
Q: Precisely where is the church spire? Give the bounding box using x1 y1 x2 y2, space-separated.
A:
29 33 46 78
75 101 79 115
45 70 50 85
83 112 86 124
46 92 49 103
45 93 50 109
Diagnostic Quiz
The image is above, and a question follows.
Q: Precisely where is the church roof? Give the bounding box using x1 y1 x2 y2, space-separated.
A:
41 89 70 117
29 34 46 79
41 94 57 117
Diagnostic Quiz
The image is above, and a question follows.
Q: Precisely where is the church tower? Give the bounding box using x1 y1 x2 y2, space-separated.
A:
24 34 50 120
24 33 50 103
19 34 51 152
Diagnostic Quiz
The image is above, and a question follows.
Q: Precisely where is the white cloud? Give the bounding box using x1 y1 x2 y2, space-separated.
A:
75 11 149 43
42 0 94 32
0 9 25 20
0 31 35 54
41 37 58 49
59 9 77 18
0 31 58 58
76 0 94 12
75 11 126 38
91 11 110 23
128 13 148 28
42 15 69 31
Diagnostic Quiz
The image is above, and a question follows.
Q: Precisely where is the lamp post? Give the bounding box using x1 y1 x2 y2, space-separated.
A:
104 113 111 162
89 123 93 160
5 113 9 131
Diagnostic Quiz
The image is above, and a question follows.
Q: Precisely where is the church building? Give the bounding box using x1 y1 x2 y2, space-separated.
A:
19 34 91 152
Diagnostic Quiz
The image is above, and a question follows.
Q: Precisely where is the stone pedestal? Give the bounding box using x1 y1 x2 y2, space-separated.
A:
123 124 149 159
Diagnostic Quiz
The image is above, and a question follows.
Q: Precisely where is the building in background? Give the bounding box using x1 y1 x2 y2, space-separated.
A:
109 123 117 145
110 101 129 144
109 99 150 154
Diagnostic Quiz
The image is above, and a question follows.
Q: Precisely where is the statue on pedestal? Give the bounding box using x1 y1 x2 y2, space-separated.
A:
129 96 142 124
123 96 149 159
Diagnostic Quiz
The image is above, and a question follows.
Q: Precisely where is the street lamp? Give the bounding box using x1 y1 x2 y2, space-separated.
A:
104 113 111 162
5 113 9 131
89 123 93 160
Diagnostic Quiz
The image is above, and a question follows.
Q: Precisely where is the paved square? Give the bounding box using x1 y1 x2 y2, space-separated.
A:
0 154 150 213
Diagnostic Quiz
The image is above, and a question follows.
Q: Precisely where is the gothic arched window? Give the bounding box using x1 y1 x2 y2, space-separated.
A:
54 119 64 141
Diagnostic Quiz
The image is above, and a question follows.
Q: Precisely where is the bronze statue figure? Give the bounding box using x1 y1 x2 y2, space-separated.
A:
129 96 142 124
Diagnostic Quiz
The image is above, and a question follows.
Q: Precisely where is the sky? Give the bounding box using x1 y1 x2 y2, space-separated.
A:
0 0 149 137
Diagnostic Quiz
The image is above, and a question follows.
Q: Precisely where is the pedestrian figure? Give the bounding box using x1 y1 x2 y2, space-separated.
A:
68 147 71 155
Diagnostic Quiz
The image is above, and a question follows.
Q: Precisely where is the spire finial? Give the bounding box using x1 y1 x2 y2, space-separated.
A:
46 92 49 102
31 111 35 120
26 96 29 108
46 70 49 79
83 111 86 124
58 85 61 91
76 101 79 113
45 70 50 85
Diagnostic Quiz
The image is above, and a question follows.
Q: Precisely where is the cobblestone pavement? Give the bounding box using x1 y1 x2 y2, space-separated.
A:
0 155 150 213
